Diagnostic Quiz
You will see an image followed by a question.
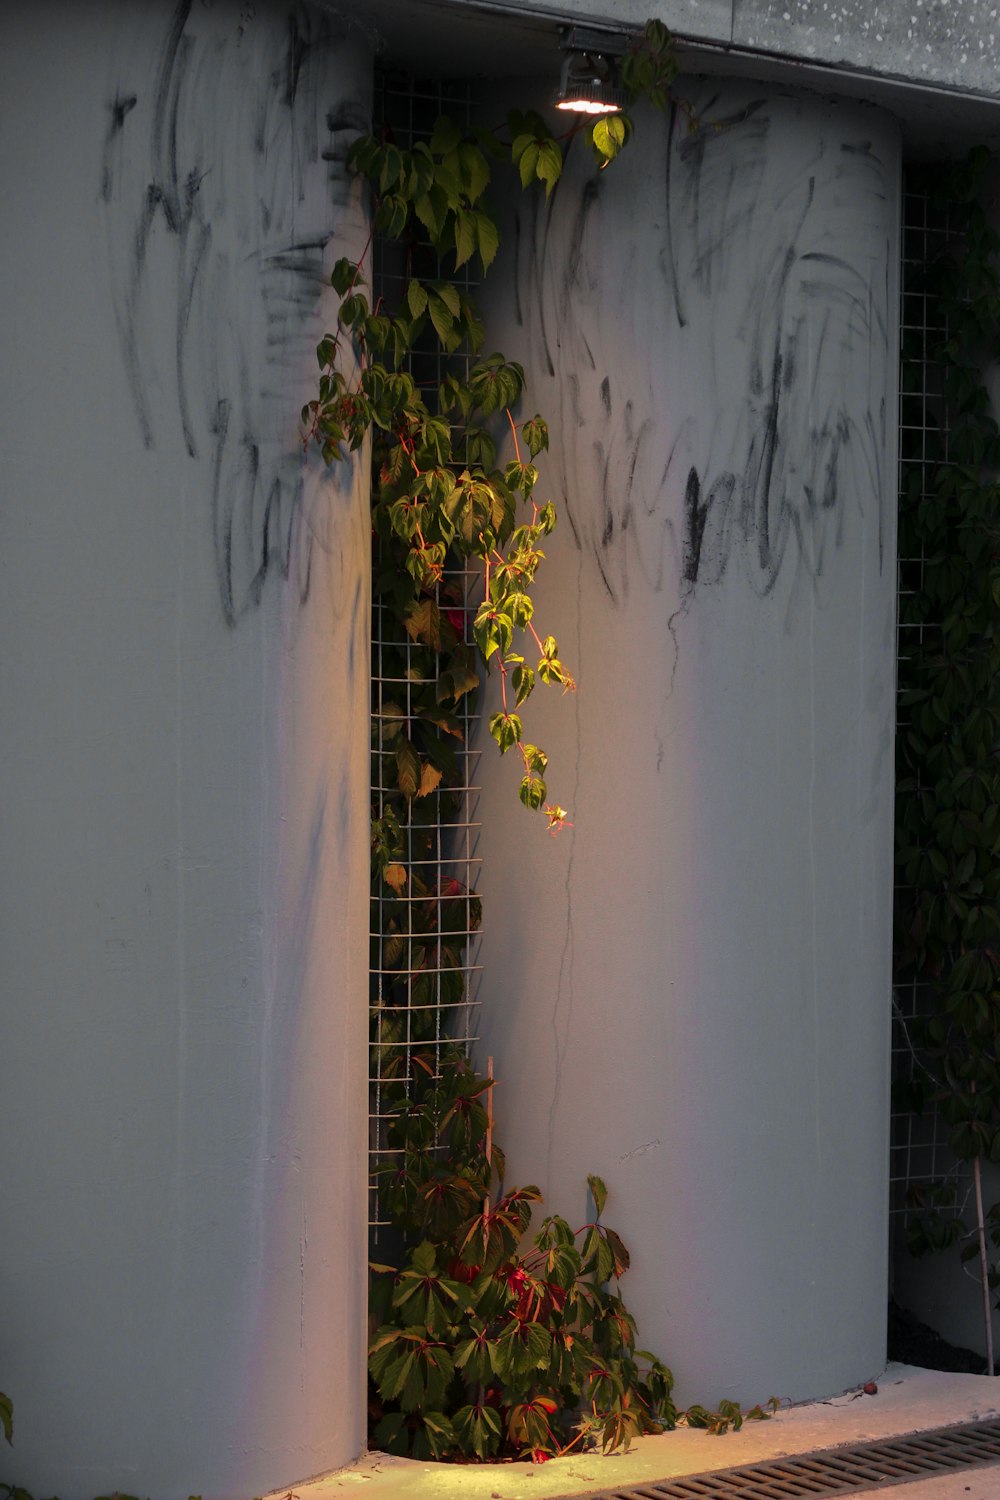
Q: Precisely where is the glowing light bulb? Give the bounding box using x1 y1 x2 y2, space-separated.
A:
554 45 626 115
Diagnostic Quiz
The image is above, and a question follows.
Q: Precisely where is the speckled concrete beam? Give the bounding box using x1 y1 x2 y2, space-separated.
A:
467 0 1000 103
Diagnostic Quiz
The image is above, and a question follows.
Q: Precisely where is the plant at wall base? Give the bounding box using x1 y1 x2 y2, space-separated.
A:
894 145 1000 1368
367 1051 778 1461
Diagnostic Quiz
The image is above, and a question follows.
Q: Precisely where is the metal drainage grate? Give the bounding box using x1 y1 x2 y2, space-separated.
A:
564 1418 1000 1498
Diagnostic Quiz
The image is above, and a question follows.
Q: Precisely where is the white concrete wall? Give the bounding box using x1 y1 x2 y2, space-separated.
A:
475 84 901 1405
0 3 371 1495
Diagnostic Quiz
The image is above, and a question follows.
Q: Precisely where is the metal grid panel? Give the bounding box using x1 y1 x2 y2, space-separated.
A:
370 572 483 1233
890 176 961 1226
558 1418 1000 1499
369 72 482 1233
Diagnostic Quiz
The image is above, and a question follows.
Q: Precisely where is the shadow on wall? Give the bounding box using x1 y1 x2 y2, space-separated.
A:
100 0 370 625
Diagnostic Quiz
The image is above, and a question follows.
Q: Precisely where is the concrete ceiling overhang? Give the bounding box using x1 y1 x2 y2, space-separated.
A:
325 0 1000 158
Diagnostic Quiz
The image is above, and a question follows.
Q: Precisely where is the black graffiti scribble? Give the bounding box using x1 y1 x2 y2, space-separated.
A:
506 88 892 616
101 0 370 625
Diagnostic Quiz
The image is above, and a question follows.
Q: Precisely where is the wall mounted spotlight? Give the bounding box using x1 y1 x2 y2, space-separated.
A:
554 27 628 115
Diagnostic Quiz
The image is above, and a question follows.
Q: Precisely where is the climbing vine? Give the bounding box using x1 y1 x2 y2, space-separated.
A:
306 22 776 1461
305 20 683 835
367 1051 777 1461
894 147 1000 1355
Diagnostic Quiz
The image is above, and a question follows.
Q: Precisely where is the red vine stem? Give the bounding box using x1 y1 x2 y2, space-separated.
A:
506 408 522 464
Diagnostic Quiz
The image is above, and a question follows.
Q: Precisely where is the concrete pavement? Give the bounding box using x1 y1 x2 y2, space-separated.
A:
874 1473 1000 1498
267 1363 1000 1500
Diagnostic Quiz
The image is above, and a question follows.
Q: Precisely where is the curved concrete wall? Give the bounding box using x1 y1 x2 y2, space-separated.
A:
475 84 901 1405
0 3 371 1494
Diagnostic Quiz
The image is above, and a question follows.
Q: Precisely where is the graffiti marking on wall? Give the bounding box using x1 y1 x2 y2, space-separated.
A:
510 95 891 619
101 0 369 624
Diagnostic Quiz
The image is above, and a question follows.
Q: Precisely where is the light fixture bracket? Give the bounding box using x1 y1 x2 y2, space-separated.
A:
560 25 629 57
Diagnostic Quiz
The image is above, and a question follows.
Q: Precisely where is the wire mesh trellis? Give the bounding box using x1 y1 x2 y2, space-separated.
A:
890 174 961 1230
368 72 483 1235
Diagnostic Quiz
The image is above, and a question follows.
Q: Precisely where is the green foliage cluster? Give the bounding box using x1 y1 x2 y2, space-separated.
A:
369 1055 674 1460
306 20 684 838
307 131 575 836
894 147 1000 1271
368 1053 777 1461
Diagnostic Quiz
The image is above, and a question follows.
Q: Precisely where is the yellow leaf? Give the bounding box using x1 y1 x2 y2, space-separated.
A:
418 762 444 798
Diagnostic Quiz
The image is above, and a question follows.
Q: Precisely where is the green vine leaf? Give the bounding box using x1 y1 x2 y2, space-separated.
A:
522 415 549 456
468 213 497 274
330 256 359 295
453 1401 503 1459
406 280 428 318
370 1327 457 1412
588 1173 608 1219
395 738 421 799
512 664 535 706
590 113 631 167
404 597 443 649
488 711 522 753
519 775 546 810
429 115 462 155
